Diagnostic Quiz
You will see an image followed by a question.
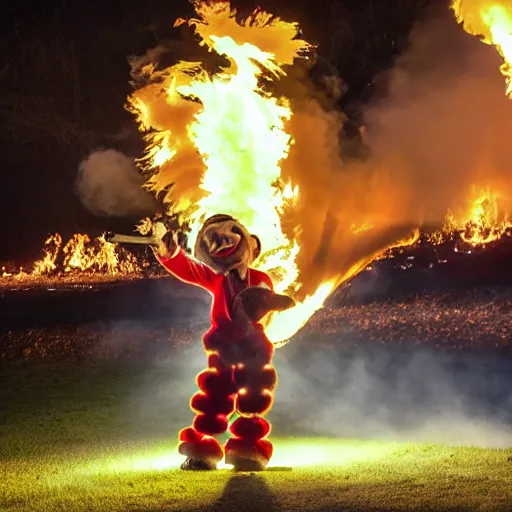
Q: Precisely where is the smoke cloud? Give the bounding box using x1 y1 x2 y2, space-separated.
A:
272 340 512 448
273 0 512 444
362 6 512 225
279 3 512 296
126 2 512 301
124 324 512 449
75 149 158 217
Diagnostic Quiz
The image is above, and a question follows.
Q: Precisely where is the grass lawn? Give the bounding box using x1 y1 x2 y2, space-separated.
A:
1 361 511 512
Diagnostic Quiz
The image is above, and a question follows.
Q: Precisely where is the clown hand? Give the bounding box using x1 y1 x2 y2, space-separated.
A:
153 230 179 259
234 286 295 324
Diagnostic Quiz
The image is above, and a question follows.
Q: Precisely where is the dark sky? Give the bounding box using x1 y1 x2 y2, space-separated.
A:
0 0 429 262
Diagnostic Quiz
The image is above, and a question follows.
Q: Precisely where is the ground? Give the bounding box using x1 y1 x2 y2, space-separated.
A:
2 271 512 511
1 359 512 512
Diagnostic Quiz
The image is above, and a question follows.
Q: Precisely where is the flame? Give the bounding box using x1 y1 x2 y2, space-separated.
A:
0 233 140 283
32 234 63 275
61 234 139 274
451 1 512 97
9 2 512 347
444 187 511 246
128 2 311 341
264 228 420 344
127 1 424 344
448 3 512 244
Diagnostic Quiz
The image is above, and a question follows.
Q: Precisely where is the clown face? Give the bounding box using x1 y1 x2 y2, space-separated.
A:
194 214 261 276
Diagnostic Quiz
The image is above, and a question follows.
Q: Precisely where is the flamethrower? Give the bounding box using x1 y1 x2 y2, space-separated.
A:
104 232 160 247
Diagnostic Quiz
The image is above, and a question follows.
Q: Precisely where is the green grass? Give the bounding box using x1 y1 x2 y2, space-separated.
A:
1 362 512 512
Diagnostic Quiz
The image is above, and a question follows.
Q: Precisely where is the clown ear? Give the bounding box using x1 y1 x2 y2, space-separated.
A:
251 235 261 259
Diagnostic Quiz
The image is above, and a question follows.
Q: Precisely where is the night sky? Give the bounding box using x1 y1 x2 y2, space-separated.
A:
0 0 430 262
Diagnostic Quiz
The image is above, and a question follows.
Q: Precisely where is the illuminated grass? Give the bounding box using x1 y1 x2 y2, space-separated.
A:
1 362 512 511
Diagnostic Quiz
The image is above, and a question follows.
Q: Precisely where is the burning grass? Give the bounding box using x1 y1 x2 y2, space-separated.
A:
0 188 511 299
0 233 154 290
1 361 511 512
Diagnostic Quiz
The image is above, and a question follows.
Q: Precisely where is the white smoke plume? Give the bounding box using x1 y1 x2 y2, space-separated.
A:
75 149 158 217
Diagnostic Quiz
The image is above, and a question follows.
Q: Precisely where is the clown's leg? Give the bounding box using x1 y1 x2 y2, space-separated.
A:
178 353 235 470
224 342 277 471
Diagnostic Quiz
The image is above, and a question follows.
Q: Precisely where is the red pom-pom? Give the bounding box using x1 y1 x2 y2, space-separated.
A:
179 436 223 462
197 369 235 396
224 437 273 465
234 337 274 367
255 438 273 461
233 364 248 388
250 336 274 363
179 427 203 443
234 365 278 391
260 365 278 391
190 391 235 416
196 369 217 392
229 416 271 441
193 413 228 436
203 331 231 354
236 389 273 415
207 353 223 369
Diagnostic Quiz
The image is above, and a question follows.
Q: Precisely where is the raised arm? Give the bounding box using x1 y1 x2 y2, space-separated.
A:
154 231 217 292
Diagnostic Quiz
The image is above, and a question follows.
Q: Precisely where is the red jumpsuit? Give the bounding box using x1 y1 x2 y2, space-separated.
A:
157 248 277 467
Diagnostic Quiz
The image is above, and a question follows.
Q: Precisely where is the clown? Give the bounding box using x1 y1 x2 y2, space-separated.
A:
153 214 295 471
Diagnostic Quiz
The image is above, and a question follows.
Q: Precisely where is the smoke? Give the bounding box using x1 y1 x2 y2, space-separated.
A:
125 324 512 449
340 265 393 303
277 3 512 296
271 339 512 448
362 5 512 226
75 149 158 217
125 2 512 301
93 281 512 452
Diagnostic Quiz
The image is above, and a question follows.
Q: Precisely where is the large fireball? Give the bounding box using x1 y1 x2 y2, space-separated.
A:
128 1 418 344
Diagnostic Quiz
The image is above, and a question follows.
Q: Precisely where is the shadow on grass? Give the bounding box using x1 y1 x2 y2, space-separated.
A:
201 474 481 512
201 474 281 512
142 473 477 512
131 473 280 512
